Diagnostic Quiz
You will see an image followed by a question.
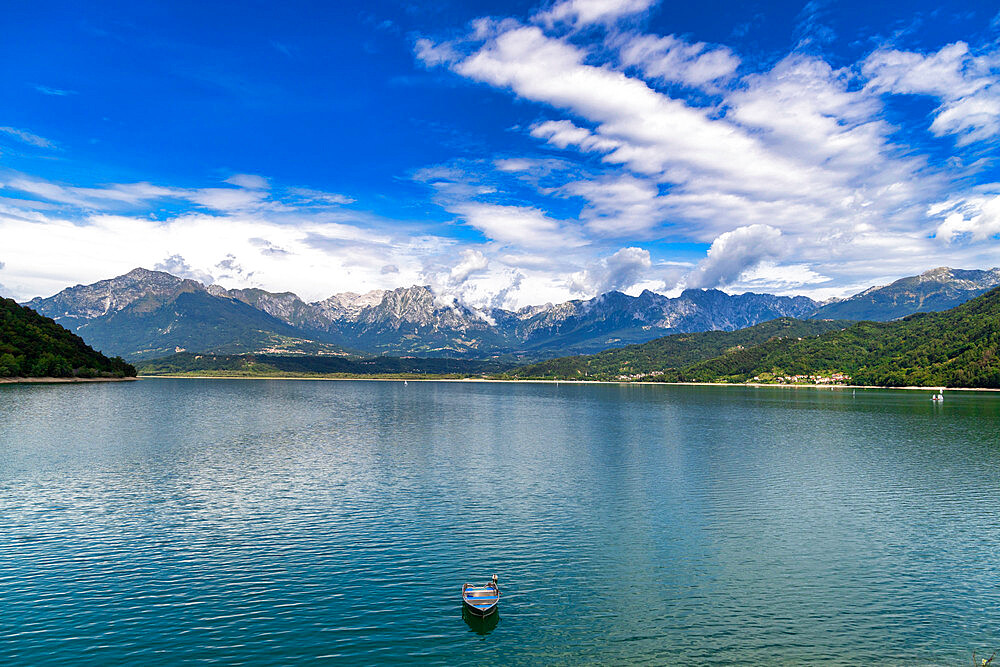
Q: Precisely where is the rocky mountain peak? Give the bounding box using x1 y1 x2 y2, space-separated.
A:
26 267 203 322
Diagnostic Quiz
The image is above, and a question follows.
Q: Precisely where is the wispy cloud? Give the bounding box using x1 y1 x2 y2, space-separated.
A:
534 0 658 28
225 173 269 189
33 85 77 96
414 14 991 295
0 126 57 149
863 41 1000 145
286 187 355 205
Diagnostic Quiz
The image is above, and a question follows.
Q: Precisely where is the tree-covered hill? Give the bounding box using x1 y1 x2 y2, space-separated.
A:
672 286 1000 387
0 298 136 378
505 318 851 380
137 352 508 377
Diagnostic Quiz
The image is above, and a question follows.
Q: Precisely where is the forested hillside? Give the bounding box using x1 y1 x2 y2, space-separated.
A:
0 298 136 378
506 318 850 380
137 352 506 377
672 286 1000 387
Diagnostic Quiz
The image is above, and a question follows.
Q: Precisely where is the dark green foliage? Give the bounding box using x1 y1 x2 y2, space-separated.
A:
0 297 136 378
670 287 1000 387
138 352 511 376
506 318 851 380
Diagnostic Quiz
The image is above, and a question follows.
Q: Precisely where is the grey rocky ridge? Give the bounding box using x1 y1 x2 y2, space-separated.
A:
22 266 1000 362
809 267 1000 321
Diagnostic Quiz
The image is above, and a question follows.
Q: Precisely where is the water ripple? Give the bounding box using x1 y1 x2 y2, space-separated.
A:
1 380 999 664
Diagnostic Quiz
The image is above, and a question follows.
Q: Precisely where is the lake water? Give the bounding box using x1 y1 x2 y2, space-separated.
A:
1 379 999 664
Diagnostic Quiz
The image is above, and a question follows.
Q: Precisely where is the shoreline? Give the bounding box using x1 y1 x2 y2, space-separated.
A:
137 375 995 391
0 376 138 385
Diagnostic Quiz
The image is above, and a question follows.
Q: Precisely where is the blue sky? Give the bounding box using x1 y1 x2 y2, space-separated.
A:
2 0 1000 306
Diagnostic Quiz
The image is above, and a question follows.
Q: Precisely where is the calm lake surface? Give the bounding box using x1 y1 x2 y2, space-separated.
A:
2 379 999 664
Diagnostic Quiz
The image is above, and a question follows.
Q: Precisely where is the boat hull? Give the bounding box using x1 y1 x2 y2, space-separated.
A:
462 599 498 617
462 583 499 617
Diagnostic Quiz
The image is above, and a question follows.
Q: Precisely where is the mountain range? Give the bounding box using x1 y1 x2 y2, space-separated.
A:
506 283 1000 388
810 267 1000 320
20 266 1000 362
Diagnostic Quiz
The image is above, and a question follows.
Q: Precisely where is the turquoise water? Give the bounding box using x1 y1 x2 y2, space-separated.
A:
1 379 999 664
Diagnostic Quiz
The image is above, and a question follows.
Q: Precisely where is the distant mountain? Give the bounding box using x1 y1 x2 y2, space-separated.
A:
27 269 349 360
810 267 1000 321
26 269 822 361
212 283 510 356
0 297 135 378
511 284 1000 388
508 288 818 355
506 317 851 380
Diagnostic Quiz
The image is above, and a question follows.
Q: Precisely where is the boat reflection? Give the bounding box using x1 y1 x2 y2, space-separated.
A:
462 606 500 635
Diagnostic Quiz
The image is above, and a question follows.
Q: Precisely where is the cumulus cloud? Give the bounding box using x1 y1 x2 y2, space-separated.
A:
933 193 1000 242
449 249 490 283
154 254 215 284
571 246 656 295
685 225 784 289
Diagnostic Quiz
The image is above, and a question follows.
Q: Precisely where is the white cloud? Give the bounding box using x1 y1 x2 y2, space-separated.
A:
225 174 269 189
685 225 784 289
0 126 56 149
416 19 965 300
1 173 350 214
451 202 585 248
560 173 665 235
571 246 655 295
34 85 76 96
154 254 216 284
535 0 657 27
863 42 1000 145
934 192 1000 242
414 37 460 67
530 119 621 153
286 187 355 205
727 261 831 293
449 248 490 283
187 187 269 212
616 33 740 87
0 203 438 302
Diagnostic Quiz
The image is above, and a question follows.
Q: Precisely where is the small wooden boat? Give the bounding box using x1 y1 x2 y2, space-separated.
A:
462 574 500 617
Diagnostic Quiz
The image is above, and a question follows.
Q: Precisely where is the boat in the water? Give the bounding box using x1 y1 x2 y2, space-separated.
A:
462 575 500 617
931 391 944 402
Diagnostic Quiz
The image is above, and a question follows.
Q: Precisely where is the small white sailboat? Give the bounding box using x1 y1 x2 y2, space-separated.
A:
931 390 944 402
